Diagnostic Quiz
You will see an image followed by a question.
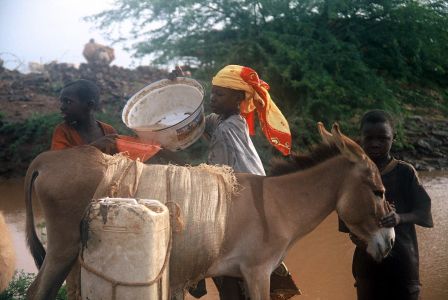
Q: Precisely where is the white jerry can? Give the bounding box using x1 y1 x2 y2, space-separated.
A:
80 198 170 300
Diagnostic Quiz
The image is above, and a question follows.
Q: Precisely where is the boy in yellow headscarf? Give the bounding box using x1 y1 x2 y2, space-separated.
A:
204 65 291 175
210 65 291 152
179 65 298 299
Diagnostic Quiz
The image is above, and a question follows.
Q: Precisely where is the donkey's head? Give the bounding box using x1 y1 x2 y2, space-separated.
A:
318 122 395 262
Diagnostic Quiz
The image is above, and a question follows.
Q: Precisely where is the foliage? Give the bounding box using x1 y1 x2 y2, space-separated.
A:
0 271 66 300
0 109 131 177
0 113 62 176
97 108 133 135
90 0 448 151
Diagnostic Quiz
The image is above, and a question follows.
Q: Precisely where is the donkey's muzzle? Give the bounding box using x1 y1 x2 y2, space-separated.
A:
382 237 395 258
367 227 395 262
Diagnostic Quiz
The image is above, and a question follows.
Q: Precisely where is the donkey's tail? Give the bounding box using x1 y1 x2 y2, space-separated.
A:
25 170 46 269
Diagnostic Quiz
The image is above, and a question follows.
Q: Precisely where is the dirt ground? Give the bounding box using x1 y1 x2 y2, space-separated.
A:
0 63 169 123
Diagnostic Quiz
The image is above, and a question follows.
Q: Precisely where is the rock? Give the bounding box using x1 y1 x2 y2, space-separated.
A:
393 115 448 171
432 130 448 138
428 136 443 147
413 161 430 171
407 115 424 122
0 61 169 124
416 138 432 151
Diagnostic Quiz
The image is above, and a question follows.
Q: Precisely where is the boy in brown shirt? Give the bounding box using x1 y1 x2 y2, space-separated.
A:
51 79 117 153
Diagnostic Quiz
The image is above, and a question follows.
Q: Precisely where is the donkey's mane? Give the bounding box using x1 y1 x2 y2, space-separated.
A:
269 143 341 176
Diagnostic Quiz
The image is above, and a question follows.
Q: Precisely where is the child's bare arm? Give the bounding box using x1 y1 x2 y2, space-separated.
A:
154 148 188 165
380 209 431 228
379 210 401 227
398 211 430 226
89 134 118 154
380 167 433 228
167 66 185 80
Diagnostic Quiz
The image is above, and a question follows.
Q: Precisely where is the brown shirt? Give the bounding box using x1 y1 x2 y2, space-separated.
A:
51 121 116 150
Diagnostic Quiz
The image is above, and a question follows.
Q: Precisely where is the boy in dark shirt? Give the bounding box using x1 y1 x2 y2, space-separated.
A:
340 109 433 300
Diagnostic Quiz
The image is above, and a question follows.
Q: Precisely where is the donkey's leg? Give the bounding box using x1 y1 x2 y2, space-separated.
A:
27 212 82 300
66 261 81 300
241 265 271 300
26 246 79 300
170 288 185 300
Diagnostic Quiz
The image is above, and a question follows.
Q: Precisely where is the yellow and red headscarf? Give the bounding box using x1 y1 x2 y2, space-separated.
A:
212 65 291 156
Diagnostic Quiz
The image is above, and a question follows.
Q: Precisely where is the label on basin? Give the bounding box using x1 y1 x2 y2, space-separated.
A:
176 113 204 141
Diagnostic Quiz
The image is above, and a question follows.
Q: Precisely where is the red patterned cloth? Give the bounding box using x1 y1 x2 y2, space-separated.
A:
212 65 291 155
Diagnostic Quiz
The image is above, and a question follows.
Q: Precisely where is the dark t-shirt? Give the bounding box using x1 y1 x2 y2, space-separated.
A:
339 159 433 284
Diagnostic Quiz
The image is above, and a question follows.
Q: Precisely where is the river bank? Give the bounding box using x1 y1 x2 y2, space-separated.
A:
392 113 448 171
1 172 447 299
0 62 446 177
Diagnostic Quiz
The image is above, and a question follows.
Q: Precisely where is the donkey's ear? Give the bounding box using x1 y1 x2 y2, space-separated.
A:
317 122 334 145
331 123 366 163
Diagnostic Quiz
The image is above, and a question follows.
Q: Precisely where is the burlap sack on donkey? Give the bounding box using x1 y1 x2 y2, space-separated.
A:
93 153 237 289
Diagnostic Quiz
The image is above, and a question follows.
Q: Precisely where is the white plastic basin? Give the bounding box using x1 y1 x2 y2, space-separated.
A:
122 78 205 151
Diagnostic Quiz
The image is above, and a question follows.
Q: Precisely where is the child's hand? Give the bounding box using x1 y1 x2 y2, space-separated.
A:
90 134 118 154
379 211 401 228
167 66 185 80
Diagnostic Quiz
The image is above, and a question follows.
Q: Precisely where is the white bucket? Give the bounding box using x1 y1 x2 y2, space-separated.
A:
122 78 205 151
81 198 170 300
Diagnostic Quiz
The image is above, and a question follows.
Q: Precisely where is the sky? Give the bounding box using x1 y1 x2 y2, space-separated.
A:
0 0 138 72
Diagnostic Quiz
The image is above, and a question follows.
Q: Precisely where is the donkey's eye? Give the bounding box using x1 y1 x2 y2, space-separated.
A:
373 190 384 198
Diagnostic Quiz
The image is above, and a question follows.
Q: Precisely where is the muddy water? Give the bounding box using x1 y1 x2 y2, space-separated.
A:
1 173 447 299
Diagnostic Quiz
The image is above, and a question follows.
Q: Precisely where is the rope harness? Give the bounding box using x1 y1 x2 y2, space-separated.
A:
78 232 172 300
79 163 183 299
108 159 140 198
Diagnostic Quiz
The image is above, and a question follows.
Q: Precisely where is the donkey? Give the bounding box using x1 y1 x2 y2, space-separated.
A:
0 212 16 292
24 123 394 300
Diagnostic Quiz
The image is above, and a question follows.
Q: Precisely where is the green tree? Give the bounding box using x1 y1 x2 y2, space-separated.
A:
90 0 448 151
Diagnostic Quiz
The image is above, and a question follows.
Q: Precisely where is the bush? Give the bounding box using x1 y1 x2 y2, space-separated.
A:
0 113 62 176
0 271 66 300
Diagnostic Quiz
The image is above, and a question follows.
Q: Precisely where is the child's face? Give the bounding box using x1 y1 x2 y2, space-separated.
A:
210 86 243 117
59 90 89 124
360 121 394 161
